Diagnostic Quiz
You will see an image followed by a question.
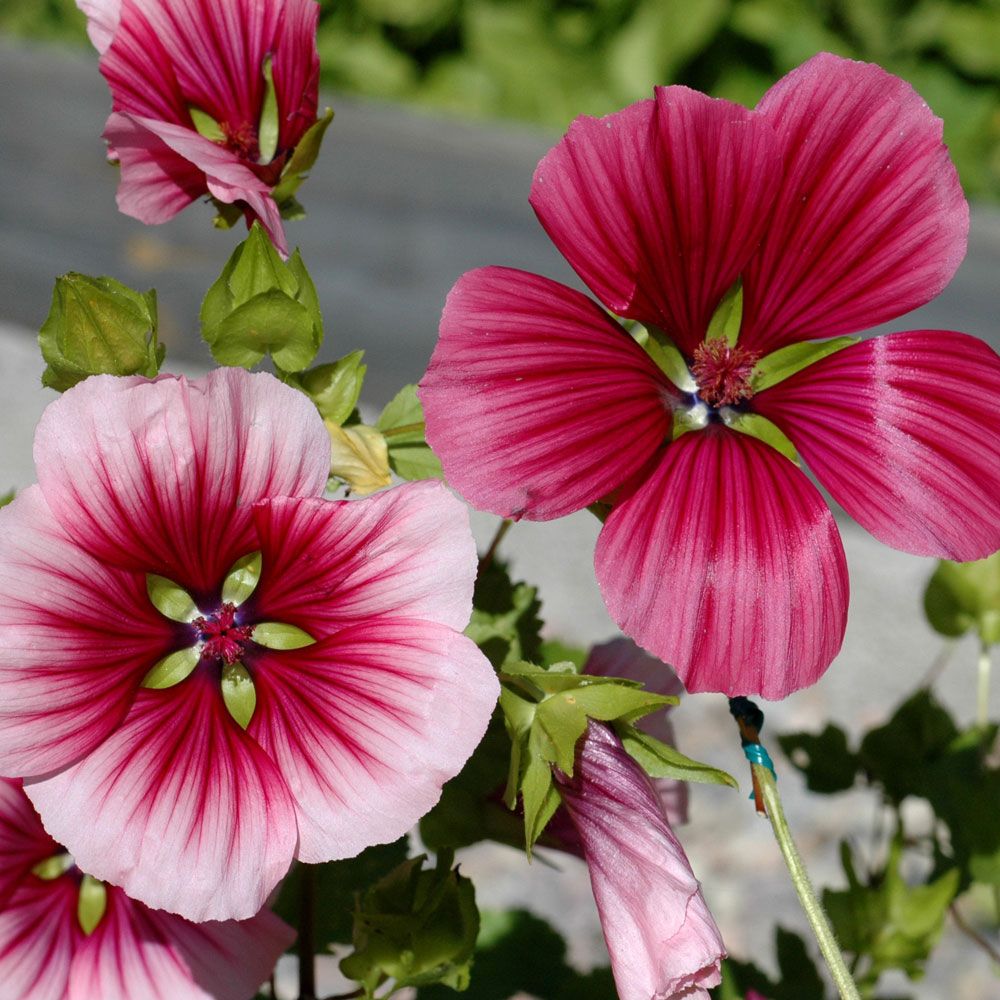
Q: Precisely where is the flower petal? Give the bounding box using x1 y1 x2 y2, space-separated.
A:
0 877 80 1000
25 676 298 922
556 723 724 1000
247 621 498 863
595 428 848 698
75 0 122 53
250 485 478 637
33 369 328 600
531 87 781 355
272 0 321 151
420 267 672 520
0 487 173 777
754 330 1000 560
69 885 294 1000
0 779 58 910
740 53 968 354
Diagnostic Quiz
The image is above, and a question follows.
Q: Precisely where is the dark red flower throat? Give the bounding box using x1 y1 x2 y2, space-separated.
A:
193 603 255 664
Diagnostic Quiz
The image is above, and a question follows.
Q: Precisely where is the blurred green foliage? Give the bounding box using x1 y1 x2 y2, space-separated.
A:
5 0 1000 197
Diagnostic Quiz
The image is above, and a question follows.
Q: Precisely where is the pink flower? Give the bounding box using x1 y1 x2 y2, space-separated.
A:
555 723 724 1000
0 777 293 999
76 0 323 255
0 369 498 921
420 53 1000 699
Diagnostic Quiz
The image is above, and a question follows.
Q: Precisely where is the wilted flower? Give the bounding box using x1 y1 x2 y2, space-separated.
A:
420 52 1000 699
77 0 326 255
0 778 293 999
555 723 724 1000
0 369 498 921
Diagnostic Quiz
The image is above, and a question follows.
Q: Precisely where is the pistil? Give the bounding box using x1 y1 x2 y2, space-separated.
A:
691 341 761 407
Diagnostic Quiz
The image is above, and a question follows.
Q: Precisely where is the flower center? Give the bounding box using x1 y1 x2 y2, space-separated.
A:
690 341 761 407
222 120 261 161
193 603 255 664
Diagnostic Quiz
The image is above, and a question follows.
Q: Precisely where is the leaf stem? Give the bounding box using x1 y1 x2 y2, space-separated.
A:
298 863 317 1000
478 518 513 574
754 765 861 1000
977 643 992 730
381 421 425 439
950 900 1000 965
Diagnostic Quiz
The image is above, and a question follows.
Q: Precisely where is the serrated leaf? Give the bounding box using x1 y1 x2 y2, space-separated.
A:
752 336 859 393
141 645 200 690
146 574 198 622
778 725 858 794
220 551 263 606
221 661 256 728
619 726 738 787
253 621 316 650
467 561 543 670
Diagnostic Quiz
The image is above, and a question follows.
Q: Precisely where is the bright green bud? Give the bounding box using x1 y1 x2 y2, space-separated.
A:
925 552 1000 646
39 274 164 391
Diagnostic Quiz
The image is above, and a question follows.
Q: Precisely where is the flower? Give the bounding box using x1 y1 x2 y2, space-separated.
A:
76 0 324 255
0 777 293 999
554 722 724 1000
0 368 498 921
420 53 1000 699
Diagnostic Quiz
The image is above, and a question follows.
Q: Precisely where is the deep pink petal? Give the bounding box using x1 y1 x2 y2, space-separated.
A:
247 621 498 863
102 112 207 224
26 676 298 922
76 0 122 53
0 487 173 777
531 87 781 354
740 53 968 354
251 486 478 638
420 267 672 520
595 428 848 698
271 0 321 151
34 369 328 599
754 331 1000 560
0 877 80 1000
0 779 58 910
556 723 724 1000
69 885 294 1000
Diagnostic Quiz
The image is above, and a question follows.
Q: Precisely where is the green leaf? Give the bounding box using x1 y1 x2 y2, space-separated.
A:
272 107 334 206
189 105 225 143
252 621 316 650
257 55 279 164
77 875 108 935
141 646 200 690
466 560 543 670
387 442 445 481
290 350 367 425
146 574 198 623
221 661 256 728
752 336 859 393
375 383 445 482
924 553 1000 646
705 282 742 346
723 411 799 464
538 640 587 671
619 726 738 787
520 742 560 853
39 273 163 391
220 551 263 606
778 724 859 794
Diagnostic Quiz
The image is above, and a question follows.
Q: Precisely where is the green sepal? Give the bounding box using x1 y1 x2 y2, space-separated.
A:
200 224 323 372
146 574 198 623
39 273 163 391
141 646 200 690
923 552 1000 646
257 55 279 164
723 411 800 464
633 325 695 391
31 853 74 880
704 281 742 346
617 725 738 787
752 336 859 393
376 384 444 481
77 875 108 936
252 621 316 650
189 105 225 143
211 198 245 230
221 661 257 728
285 350 367 425
519 739 561 855
220 551 263 606
340 850 479 997
272 108 334 207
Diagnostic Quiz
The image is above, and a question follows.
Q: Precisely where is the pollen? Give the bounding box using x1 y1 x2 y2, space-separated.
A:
691 341 761 407
193 603 255 664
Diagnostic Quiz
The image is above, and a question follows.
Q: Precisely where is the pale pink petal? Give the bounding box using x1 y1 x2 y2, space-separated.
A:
26 676 298 922
0 487 174 777
531 87 781 355
247 622 498 863
556 723 724 1000
754 331 1000 560
76 0 121 53
102 112 207 224
583 639 687 825
0 877 80 1000
740 53 968 354
420 267 673 520
69 885 294 1000
250 486 478 637
595 428 848 699
34 369 328 599
0 779 57 909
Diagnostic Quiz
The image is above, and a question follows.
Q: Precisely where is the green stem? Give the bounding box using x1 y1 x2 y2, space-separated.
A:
298 863 317 1000
977 643 992 730
478 518 513 574
381 421 424 439
753 765 861 1000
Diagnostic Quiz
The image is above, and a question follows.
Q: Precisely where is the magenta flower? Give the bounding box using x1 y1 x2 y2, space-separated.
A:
0 369 498 921
420 53 1000 699
555 722 724 1000
76 0 322 255
0 778 293 999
